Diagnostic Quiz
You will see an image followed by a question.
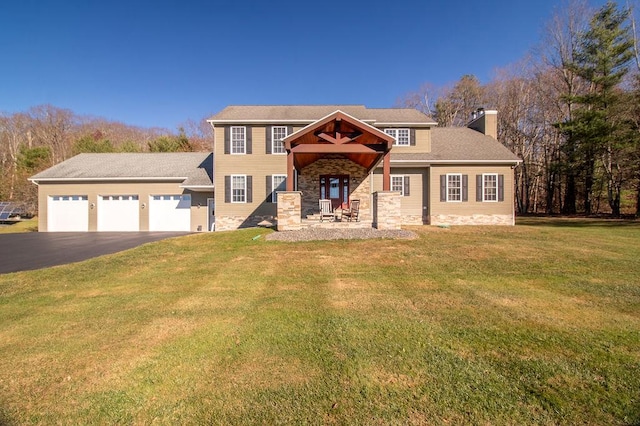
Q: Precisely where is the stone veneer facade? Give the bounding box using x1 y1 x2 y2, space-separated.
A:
430 214 514 226
373 191 402 230
298 158 371 220
276 191 302 231
215 215 275 231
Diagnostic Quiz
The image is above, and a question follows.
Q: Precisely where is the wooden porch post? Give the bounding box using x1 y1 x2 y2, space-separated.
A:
383 151 390 191
286 151 294 191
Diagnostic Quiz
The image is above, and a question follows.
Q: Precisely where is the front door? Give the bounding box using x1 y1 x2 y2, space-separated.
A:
320 175 349 210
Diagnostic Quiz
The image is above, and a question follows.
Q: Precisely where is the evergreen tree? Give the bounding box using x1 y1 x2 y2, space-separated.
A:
559 1 634 215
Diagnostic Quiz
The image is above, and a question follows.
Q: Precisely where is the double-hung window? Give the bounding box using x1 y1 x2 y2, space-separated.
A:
272 126 287 154
391 175 406 196
231 126 246 154
271 175 287 202
231 175 247 203
447 174 462 202
483 174 498 202
384 128 410 146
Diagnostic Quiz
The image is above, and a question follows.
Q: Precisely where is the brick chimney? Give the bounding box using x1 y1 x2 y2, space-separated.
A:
468 108 497 139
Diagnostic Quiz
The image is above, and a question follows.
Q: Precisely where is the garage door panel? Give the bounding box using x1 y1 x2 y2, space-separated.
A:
97 195 139 232
149 194 191 231
48 195 89 232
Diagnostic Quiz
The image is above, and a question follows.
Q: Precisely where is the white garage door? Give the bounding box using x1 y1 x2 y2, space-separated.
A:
97 195 140 232
48 195 89 232
149 194 191 231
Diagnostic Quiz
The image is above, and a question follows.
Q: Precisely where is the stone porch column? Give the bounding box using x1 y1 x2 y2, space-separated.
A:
277 191 302 231
373 191 401 230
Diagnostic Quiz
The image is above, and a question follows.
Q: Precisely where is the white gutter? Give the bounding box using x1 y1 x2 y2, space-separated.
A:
29 177 187 183
373 122 437 127
180 185 215 190
387 159 522 166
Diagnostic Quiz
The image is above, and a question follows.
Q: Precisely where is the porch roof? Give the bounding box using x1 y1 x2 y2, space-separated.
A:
283 110 395 170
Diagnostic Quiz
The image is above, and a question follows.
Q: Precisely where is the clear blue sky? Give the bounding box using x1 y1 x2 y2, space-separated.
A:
0 0 609 130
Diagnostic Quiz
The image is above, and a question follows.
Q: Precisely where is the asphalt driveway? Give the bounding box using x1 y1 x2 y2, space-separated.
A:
0 232 190 274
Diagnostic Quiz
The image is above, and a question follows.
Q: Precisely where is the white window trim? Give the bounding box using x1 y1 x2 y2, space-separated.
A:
231 174 247 203
483 173 498 202
271 174 287 202
230 126 246 155
384 128 410 146
271 126 287 155
390 174 406 196
446 173 462 202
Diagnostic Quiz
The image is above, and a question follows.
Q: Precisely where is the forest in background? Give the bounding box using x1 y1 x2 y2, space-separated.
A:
0 105 213 212
2 1 639 217
398 0 640 217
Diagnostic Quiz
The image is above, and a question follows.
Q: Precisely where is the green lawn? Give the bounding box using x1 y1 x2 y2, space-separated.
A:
0 219 639 424
0 217 37 234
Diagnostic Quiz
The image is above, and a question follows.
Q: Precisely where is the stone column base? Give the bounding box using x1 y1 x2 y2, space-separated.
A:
373 191 401 230
277 192 302 231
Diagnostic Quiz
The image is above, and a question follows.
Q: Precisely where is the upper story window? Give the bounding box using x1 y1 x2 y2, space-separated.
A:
447 174 462 202
231 126 246 154
384 128 410 146
272 126 288 154
483 174 498 202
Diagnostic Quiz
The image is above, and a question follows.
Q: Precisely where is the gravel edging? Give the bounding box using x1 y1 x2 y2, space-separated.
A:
265 228 418 242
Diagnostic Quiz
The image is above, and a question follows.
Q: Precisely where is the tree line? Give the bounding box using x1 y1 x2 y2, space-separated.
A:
398 0 640 217
0 105 213 212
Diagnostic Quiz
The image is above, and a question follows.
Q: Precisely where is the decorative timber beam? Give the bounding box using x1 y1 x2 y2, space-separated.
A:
291 144 381 154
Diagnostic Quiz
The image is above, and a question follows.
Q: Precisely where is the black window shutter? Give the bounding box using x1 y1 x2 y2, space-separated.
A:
404 176 410 196
462 175 468 202
246 176 253 203
246 126 252 154
476 175 483 202
224 127 230 154
266 126 272 154
287 126 293 136
440 175 446 202
498 174 505 202
266 175 273 203
224 176 231 203
410 129 416 146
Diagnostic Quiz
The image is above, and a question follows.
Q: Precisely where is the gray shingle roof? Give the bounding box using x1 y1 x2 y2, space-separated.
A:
392 127 520 163
30 152 214 186
208 105 436 124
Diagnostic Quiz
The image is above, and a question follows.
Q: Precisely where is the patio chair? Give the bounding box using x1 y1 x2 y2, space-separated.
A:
342 199 360 222
319 199 334 222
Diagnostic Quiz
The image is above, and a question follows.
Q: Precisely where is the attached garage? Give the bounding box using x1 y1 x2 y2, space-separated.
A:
149 194 191 231
97 195 140 231
30 153 213 232
47 195 89 232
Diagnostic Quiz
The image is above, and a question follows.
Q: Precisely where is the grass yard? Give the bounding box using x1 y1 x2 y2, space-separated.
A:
0 217 37 234
0 218 639 424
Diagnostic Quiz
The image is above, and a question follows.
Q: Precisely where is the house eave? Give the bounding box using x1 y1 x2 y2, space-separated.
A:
180 185 215 191
385 159 522 167
373 122 437 127
29 177 188 183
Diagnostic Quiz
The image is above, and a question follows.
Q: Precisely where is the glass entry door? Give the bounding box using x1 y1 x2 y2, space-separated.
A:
320 175 349 210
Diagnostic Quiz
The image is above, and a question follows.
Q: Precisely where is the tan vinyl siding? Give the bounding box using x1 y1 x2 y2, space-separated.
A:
429 165 514 217
372 167 428 224
37 181 207 232
214 125 287 217
377 127 431 153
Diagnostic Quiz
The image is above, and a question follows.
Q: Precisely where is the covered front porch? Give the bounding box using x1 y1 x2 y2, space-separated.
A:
276 110 401 231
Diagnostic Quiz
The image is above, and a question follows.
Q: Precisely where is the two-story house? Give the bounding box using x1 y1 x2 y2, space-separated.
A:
208 105 520 231
29 105 520 232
